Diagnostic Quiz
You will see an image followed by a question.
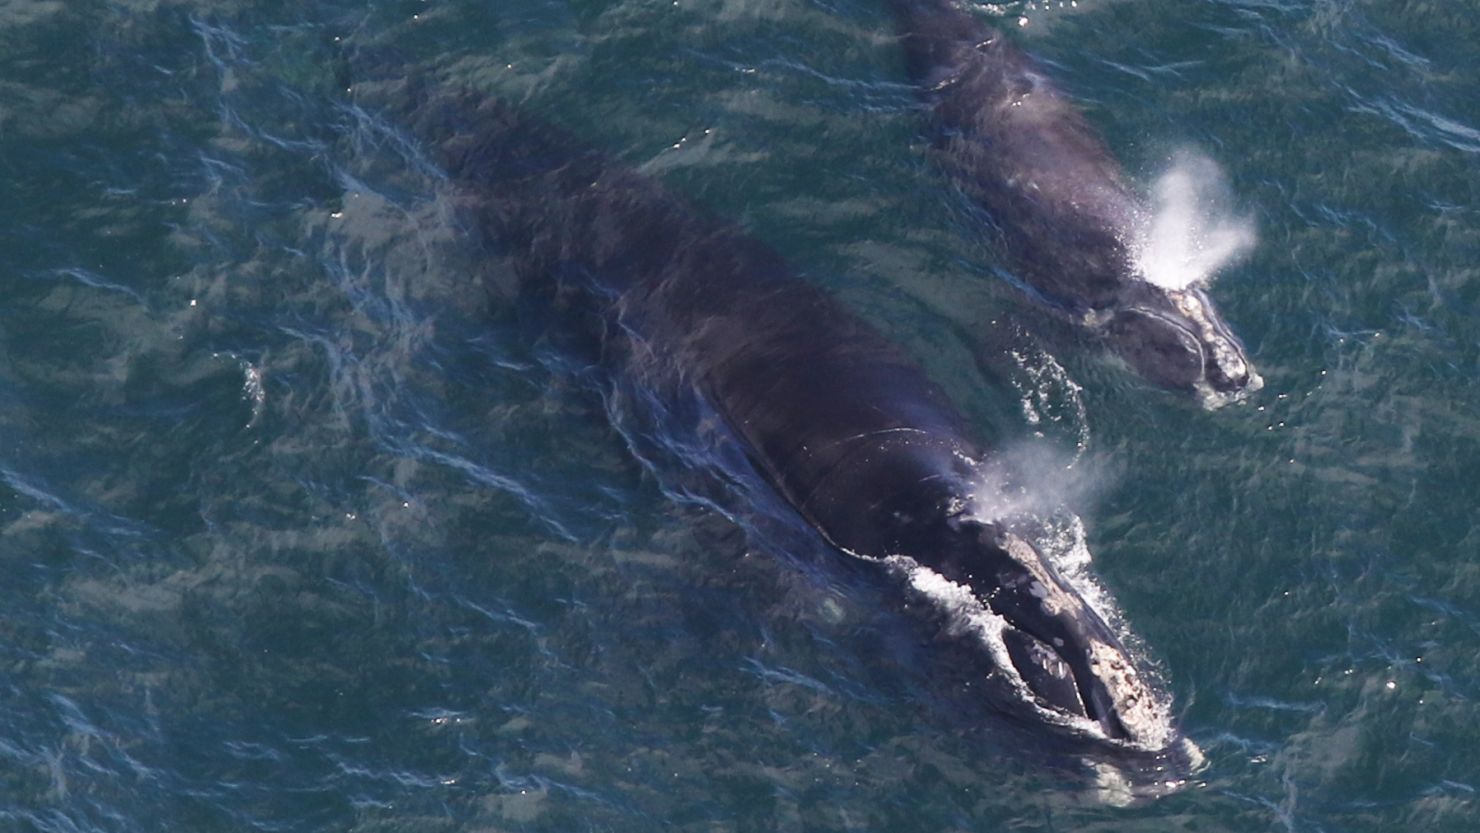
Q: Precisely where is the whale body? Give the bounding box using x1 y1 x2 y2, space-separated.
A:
355 77 1177 749
890 0 1260 402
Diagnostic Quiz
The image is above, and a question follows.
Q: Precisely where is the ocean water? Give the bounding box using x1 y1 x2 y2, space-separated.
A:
2 0 1479 830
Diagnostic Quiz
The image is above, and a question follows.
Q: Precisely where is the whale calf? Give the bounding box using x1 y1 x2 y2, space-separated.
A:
351 75 1179 750
890 0 1260 403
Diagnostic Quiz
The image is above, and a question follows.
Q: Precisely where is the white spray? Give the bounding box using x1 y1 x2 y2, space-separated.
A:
1133 150 1257 291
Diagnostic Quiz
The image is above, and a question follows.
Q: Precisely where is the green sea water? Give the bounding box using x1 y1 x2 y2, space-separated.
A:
2 0 1479 830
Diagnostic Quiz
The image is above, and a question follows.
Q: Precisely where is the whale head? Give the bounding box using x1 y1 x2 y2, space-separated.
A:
888 519 1175 750
1101 283 1261 405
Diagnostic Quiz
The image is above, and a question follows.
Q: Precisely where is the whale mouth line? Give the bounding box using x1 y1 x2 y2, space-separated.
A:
1120 304 1202 347
1000 614 1126 738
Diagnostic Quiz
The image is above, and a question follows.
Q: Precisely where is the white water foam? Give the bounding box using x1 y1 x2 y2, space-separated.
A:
1133 151 1256 291
1007 346 1091 459
242 361 265 427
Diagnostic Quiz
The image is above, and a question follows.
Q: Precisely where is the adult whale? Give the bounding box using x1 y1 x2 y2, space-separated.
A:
351 74 1177 750
889 0 1260 403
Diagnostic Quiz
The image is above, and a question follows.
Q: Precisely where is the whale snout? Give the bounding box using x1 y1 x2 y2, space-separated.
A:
917 527 1173 748
886 514 1177 748
986 539 1147 743
1103 286 1260 404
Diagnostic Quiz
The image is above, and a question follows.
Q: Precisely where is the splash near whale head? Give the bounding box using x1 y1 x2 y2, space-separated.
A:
1100 152 1263 405
1134 151 1258 292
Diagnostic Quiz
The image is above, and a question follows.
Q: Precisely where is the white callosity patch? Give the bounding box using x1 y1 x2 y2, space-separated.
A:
1001 532 1080 619
1132 150 1256 292
842 455 1180 751
1163 286 1265 408
1085 638 1177 751
1033 515 1112 624
1011 525 1177 751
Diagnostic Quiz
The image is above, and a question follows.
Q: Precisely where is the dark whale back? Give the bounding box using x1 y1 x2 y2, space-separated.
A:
402 88 978 553
893 0 1141 313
